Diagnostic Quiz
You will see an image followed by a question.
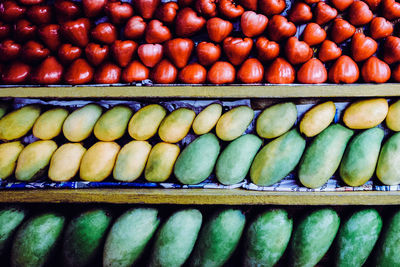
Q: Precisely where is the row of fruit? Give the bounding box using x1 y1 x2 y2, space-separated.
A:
2 206 400 267
1 0 400 84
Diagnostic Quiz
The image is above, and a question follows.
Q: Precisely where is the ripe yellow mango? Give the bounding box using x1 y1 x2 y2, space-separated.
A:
386 100 400 131
113 141 152 182
0 104 8 119
128 104 167 141
15 140 57 181
63 104 103 142
0 105 41 141
48 143 86 182
33 108 69 140
216 106 254 141
94 106 133 141
158 108 195 143
80 142 120 182
145 142 180 182
0 141 24 179
300 101 336 137
192 103 222 135
343 99 388 129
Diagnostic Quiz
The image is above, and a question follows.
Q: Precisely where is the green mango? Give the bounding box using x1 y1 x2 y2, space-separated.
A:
0 207 26 257
94 105 133 141
375 210 400 266
376 132 400 185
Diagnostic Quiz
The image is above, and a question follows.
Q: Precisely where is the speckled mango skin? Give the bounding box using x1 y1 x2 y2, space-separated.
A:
128 104 167 141
11 213 65 267
62 209 112 267
63 104 103 142
145 142 180 182
32 108 69 140
386 100 400 131
190 209 245 267
158 108 196 143
192 103 222 135
250 129 305 187
15 140 58 181
375 210 400 266
0 207 26 257
79 142 120 182
48 143 86 182
340 128 384 186
103 208 160 267
216 106 254 141
256 102 297 139
343 98 388 129
290 209 340 267
149 209 202 267
244 209 293 267
113 141 152 182
0 141 24 179
299 124 354 189
300 101 336 137
335 209 382 267
0 105 41 141
94 106 133 141
376 132 400 185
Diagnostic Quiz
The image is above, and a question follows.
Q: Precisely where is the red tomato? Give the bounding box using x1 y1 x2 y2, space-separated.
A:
284 37 313 65
82 0 107 18
32 56 63 84
122 60 149 83
94 62 121 84
0 39 21 62
382 0 400 20
330 0 354 11
237 58 264 83
61 18 90 47
38 24 61 51
207 61 235 84
241 11 268 38
351 33 377 62
105 1 134 24
302 23 326 46
111 40 138 68
145 20 172 44
151 59 177 84
85 43 109 66
26 5 53 25
164 38 194 69
223 37 253 66
64 58 94 85
54 0 80 20
175 8 206 37
239 0 257 11
124 16 147 40
1 61 30 84
328 55 359 84
218 0 244 19
370 17 393 39
314 2 337 25
330 18 355 44
297 58 327 84
206 17 233 43
255 37 280 62
361 56 391 83
0 23 10 40
135 0 160 19
21 40 50 62
0 1 26 23
392 64 400 82
58 44 82 64
383 36 400 64
288 2 312 24
196 42 221 66
196 0 218 18
364 0 381 10
348 1 373 26
318 40 342 62
267 15 296 42
91 23 117 45
138 43 163 68
259 0 286 16
265 57 295 84
156 2 179 23
14 19 37 41
178 63 207 84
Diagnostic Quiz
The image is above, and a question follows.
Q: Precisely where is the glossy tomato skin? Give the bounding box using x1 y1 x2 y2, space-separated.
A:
302 23 326 46
288 2 312 24
361 56 391 83
1 61 30 84
38 24 61 51
318 40 342 62
206 17 232 43
58 43 82 64
122 60 149 83
207 61 235 84
111 40 138 67
284 37 313 65
94 62 121 84
27 5 53 25
164 38 194 68
151 59 177 84
351 33 377 62
267 15 296 42
364 0 381 10
383 36 400 64
256 37 280 62
0 1 26 23
32 56 63 84
178 63 207 84
330 18 355 44
331 0 354 11
145 19 172 44
241 11 268 38
370 17 393 39
156 2 179 23
61 18 90 48
85 43 109 66
0 39 21 62
64 58 94 85
196 0 218 18
13 19 37 42
348 1 373 26
91 23 117 45
218 0 244 19
239 0 257 11
314 2 337 25
135 0 160 20
297 58 327 84
223 37 253 66
138 43 163 68
124 16 147 40
105 1 134 24
259 0 286 16
196 42 221 66
382 0 400 20
328 55 359 84
21 40 50 62
392 64 400 82
0 23 10 40
237 58 264 83
54 0 81 21
175 7 206 37
265 57 295 84
82 0 107 18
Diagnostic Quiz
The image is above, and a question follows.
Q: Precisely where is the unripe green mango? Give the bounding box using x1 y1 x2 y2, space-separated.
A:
174 133 220 185
299 124 354 188
0 105 41 141
335 209 382 267
62 209 112 267
149 209 202 267
63 104 102 142
103 208 160 267
216 134 262 185
290 209 340 267
11 213 65 267
0 141 24 179
145 142 180 182
94 105 133 141
216 106 254 141
376 132 400 185
32 108 69 140
340 128 384 186
15 140 58 181
256 102 297 139
113 141 152 182
250 129 305 186
192 103 222 135
158 108 196 143
0 104 8 119
244 209 293 267
128 104 167 141
0 207 26 257
375 210 400 266
190 209 245 267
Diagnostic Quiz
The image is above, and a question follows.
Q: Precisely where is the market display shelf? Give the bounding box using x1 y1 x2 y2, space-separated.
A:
1 189 400 205
2 84 400 98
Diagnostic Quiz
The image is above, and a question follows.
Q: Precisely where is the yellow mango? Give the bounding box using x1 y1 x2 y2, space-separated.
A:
343 99 388 129
113 141 152 182
386 100 400 131
216 106 254 141
32 108 69 140
94 105 133 141
128 104 167 141
80 142 120 182
158 108 196 143
15 140 57 181
63 104 103 142
0 141 24 179
192 103 222 135
145 142 180 182
48 143 86 182
0 104 8 119
300 101 336 137
0 105 41 141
